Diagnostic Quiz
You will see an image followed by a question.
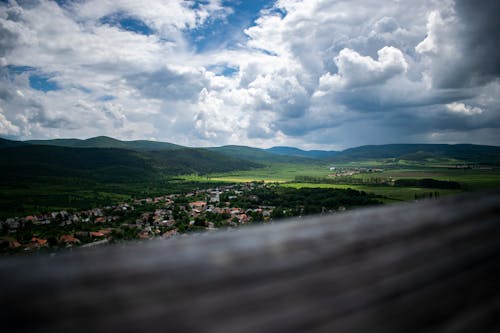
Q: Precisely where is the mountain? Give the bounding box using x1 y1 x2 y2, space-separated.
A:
330 144 500 164
0 137 27 149
149 148 261 175
6 137 500 169
266 146 339 159
0 139 261 184
26 136 183 151
208 145 321 164
0 145 156 182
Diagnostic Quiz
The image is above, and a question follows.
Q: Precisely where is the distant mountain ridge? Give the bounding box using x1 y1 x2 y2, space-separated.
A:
208 145 321 164
2 136 500 165
26 136 183 151
265 146 339 159
330 143 500 164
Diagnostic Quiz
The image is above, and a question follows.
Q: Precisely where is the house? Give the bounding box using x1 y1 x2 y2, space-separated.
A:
189 201 207 211
59 235 81 244
90 231 106 238
238 214 250 224
29 237 48 248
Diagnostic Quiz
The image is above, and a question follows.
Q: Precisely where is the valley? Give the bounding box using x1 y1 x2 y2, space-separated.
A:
1 136 500 254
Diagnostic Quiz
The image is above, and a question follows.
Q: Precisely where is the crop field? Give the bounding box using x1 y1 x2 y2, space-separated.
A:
185 162 500 203
182 163 332 183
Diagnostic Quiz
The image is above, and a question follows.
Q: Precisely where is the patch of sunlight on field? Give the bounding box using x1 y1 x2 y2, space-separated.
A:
281 183 356 190
181 163 332 183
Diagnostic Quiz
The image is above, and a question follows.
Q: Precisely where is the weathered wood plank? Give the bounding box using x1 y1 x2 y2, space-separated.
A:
1 190 499 332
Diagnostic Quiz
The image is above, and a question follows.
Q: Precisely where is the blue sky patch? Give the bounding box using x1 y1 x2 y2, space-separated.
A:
187 0 275 52
207 64 239 77
5 65 35 75
29 74 60 92
4 66 60 92
100 13 154 36
221 66 239 77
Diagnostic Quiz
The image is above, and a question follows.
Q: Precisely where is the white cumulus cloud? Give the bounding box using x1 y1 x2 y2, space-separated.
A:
318 46 408 90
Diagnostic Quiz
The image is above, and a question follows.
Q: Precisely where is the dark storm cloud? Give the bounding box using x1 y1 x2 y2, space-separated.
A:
438 0 500 88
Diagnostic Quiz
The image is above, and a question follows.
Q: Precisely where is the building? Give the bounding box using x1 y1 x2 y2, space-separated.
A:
210 189 220 203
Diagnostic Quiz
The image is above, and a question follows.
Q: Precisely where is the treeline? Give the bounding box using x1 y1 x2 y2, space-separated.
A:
294 175 387 185
231 186 381 218
294 175 461 189
394 178 461 189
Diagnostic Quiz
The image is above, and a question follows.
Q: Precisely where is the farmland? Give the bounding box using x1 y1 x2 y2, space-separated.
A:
183 161 500 203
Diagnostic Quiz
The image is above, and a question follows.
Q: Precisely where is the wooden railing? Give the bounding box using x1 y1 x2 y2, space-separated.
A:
1 190 499 332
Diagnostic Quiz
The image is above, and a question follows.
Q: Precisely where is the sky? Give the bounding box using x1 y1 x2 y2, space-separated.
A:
0 0 499 150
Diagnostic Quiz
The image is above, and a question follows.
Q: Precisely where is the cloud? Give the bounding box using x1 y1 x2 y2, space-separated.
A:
373 17 399 34
446 102 483 115
453 0 500 85
126 66 210 101
416 0 500 89
0 107 20 135
0 0 499 149
74 0 230 31
318 46 408 90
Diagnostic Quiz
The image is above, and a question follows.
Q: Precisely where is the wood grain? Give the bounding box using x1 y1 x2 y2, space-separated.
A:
1 190 499 332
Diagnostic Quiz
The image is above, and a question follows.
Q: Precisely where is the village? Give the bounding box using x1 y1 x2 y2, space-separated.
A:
328 166 385 177
0 182 276 253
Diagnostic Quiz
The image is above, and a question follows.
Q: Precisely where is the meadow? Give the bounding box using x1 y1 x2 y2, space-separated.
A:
182 163 332 183
182 161 500 203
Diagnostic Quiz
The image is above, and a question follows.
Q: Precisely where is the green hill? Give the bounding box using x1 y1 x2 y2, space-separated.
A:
150 148 260 174
0 145 157 183
0 142 261 184
26 136 183 151
0 137 27 149
209 145 322 164
330 144 500 164
265 146 339 159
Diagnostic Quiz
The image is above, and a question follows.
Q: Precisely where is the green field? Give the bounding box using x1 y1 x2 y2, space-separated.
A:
184 162 500 203
182 163 332 183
